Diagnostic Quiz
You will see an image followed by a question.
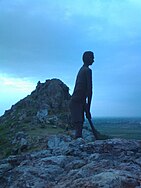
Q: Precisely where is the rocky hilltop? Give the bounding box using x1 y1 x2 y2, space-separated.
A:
0 78 71 128
1 78 141 187
0 79 72 159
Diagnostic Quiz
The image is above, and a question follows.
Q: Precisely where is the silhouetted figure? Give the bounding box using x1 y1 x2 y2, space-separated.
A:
70 51 94 139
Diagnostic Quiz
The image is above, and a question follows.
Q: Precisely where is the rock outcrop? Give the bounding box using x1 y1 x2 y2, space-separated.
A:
0 137 141 187
0 78 72 159
0 78 71 128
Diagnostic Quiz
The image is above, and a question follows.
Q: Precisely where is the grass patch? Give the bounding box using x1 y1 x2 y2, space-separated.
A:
27 125 65 137
0 124 13 159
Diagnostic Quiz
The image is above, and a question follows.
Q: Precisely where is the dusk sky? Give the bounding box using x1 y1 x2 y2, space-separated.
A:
0 0 141 117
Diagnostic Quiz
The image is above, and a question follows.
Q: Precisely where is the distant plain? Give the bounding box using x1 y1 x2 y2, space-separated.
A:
91 117 141 140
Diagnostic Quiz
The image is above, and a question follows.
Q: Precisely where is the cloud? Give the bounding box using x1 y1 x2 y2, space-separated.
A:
0 73 37 115
0 73 36 92
65 0 141 42
1 0 140 64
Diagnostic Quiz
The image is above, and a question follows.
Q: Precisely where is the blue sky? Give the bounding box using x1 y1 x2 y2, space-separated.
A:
0 0 141 117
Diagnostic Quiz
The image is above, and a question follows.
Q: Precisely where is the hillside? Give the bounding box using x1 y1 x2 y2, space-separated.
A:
0 79 71 159
0 78 71 128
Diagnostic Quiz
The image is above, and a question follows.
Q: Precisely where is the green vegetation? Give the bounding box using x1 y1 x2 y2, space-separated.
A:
0 124 13 158
27 125 65 136
0 123 66 159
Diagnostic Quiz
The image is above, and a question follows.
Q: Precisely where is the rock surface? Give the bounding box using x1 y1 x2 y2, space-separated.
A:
1 137 141 188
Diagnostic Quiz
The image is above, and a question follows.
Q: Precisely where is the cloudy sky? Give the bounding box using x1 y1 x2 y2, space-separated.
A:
0 0 141 117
